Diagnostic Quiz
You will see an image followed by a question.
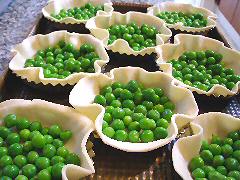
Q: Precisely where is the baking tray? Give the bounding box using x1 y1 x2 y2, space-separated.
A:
0 2 239 180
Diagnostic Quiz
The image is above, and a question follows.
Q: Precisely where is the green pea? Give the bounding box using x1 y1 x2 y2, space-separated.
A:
6 133 20 145
4 114 17 128
14 155 27 168
120 89 133 100
212 155 224 167
15 175 28 180
100 85 112 95
189 156 205 171
228 171 240 179
2 164 19 178
16 117 30 130
221 144 233 157
57 147 69 158
122 100 135 110
209 144 222 155
225 158 239 171
140 130 154 143
29 121 42 132
37 169 51 180
94 95 106 106
43 144 56 159
35 157 50 170
228 131 239 141
128 121 140 131
111 119 125 130
142 101 154 110
192 168 205 178
8 143 23 157
200 150 213 163
134 105 147 115
223 137 233 146
32 134 46 149
0 155 13 168
22 164 37 178
216 166 227 176
112 108 125 119
60 130 72 142
0 147 8 158
103 127 115 138
128 130 140 143
51 163 65 179
52 139 64 149
105 93 116 105
22 141 33 153
131 113 145 122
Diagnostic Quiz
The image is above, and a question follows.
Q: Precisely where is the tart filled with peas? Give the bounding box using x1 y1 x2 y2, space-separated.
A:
42 0 113 24
147 2 216 32
169 50 240 92
0 114 80 179
189 130 240 179
94 80 175 143
156 11 207 28
108 22 160 51
24 40 100 79
86 11 172 55
51 3 104 21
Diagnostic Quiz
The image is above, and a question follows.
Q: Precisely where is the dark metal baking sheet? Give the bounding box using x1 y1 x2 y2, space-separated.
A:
0 2 239 180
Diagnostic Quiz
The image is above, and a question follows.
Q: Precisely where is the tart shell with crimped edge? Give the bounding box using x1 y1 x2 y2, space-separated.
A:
85 11 172 56
156 34 240 97
147 2 216 33
42 0 113 25
9 30 109 86
172 112 240 180
69 67 198 152
0 99 104 179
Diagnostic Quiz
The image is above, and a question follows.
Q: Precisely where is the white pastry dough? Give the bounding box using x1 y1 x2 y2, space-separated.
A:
172 112 240 180
156 34 240 97
42 0 113 24
69 67 198 152
147 2 216 33
9 31 109 86
0 99 104 179
85 11 172 56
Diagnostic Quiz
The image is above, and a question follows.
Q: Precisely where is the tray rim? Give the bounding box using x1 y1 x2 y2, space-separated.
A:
0 2 238 179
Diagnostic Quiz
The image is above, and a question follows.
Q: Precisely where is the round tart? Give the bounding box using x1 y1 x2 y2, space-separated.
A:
85 11 172 56
156 34 240 97
42 0 113 24
172 112 240 180
147 2 216 33
0 99 104 179
9 31 109 86
69 67 198 152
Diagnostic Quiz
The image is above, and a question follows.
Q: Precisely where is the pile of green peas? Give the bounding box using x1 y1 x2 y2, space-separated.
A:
108 22 159 51
94 80 175 143
24 40 100 79
156 11 207 28
0 114 81 180
51 3 104 20
189 130 240 179
169 50 240 91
